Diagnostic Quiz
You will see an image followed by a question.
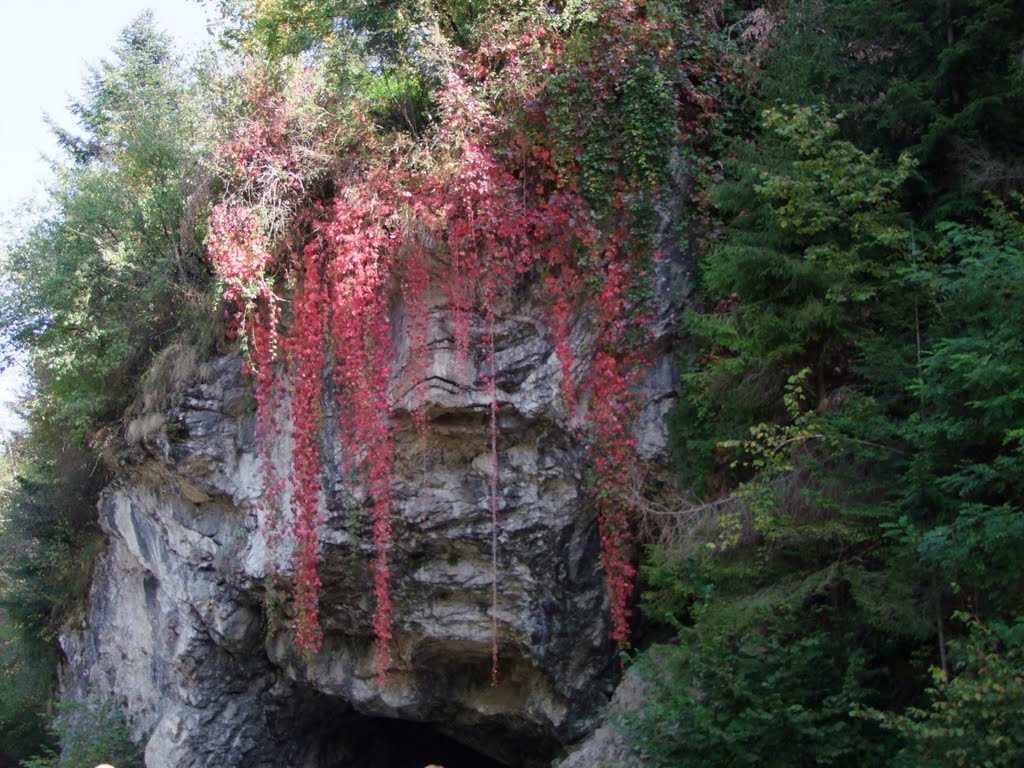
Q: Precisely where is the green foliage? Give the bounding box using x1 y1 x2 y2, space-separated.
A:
893 198 1024 617
0 432 108 760
0 17 218 759
646 5 1024 765
675 104 914 493
870 615 1024 767
756 0 1024 218
25 698 142 768
0 444 59 761
542 0 726 213
633 379 930 766
0 449 106 636
219 0 538 60
650 181 1023 768
627 613 901 767
1 13 215 445
351 62 435 135
630 451 928 766
0 1 1019 764
218 0 418 58
0 620 56 760
215 0 461 143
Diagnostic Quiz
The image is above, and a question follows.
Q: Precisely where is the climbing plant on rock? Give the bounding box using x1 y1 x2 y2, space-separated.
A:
208 0 729 674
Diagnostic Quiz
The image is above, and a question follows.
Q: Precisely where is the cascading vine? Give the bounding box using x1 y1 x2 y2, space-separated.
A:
322 188 400 671
286 238 327 654
208 0 725 677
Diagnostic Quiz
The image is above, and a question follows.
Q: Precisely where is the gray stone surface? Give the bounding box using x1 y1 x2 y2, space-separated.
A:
61 231 688 766
551 661 658 768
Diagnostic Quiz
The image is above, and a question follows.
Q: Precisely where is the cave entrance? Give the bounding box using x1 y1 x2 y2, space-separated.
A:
323 715 508 768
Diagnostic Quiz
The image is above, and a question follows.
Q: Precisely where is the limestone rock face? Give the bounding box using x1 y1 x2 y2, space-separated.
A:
60 279 679 766
551 660 657 768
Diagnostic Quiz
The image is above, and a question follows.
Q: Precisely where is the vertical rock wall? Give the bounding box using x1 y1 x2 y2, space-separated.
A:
60 281 678 766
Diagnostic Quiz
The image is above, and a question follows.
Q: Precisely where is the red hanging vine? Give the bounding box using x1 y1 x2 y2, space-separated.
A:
286 238 327 654
208 0 726 676
322 189 400 674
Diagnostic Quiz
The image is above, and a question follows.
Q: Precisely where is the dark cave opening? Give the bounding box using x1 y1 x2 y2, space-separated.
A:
318 714 509 768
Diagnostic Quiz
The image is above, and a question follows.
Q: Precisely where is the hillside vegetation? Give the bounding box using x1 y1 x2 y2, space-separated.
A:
1 1 1022 765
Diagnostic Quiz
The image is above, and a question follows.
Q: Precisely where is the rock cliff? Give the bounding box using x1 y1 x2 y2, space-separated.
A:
59 276 680 767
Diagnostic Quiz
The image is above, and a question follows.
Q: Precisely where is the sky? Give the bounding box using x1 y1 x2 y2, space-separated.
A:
0 0 216 438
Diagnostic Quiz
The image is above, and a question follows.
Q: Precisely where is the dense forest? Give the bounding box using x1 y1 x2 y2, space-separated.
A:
1 0 1022 765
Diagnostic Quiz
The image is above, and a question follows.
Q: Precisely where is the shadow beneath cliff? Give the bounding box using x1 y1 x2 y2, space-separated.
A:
319 714 507 768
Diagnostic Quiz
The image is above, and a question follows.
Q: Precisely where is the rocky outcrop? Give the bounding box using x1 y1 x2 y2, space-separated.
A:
60 280 679 766
551 658 659 768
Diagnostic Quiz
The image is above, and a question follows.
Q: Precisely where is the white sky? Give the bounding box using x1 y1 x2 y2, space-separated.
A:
0 0 216 438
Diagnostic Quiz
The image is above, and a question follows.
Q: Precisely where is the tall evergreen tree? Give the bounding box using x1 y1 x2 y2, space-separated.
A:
2 13 214 442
